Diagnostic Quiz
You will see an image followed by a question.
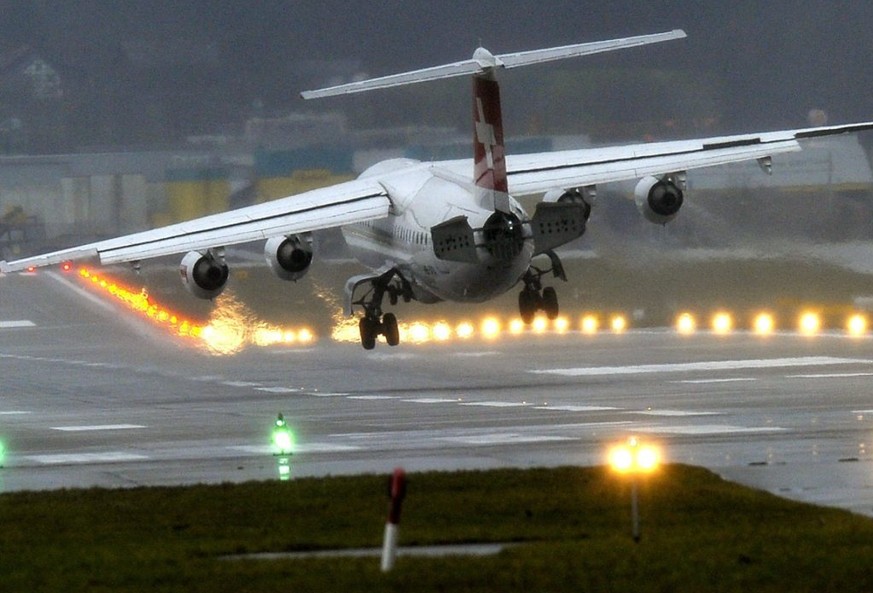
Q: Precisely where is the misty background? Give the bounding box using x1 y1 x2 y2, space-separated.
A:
2 0 872 152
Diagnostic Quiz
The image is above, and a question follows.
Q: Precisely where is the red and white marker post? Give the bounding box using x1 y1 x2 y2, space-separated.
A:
380 467 407 572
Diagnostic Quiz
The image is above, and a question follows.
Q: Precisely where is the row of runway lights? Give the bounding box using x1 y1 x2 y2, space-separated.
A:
76 267 871 351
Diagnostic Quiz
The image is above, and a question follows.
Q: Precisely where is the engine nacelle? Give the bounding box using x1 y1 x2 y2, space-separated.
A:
543 187 593 220
179 251 229 300
265 234 313 282
634 176 684 224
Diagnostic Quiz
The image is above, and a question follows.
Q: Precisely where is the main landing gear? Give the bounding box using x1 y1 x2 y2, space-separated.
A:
518 250 567 324
348 268 413 350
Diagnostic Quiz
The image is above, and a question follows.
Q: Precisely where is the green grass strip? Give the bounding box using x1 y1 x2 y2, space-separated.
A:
1 465 872 592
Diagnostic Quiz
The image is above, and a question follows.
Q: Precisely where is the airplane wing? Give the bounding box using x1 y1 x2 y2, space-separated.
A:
0 177 390 273
442 122 873 197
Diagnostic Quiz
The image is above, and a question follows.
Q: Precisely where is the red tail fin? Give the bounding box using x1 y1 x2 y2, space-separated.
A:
473 75 508 193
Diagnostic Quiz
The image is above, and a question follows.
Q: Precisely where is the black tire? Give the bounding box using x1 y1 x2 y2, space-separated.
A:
383 313 400 346
359 317 377 350
542 286 559 320
519 289 537 324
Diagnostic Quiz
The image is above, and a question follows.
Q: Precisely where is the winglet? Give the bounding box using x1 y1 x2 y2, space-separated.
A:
301 30 686 99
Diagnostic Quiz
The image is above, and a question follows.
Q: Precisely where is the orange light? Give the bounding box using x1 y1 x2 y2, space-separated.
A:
675 312 695 335
608 437 660 474
799 312 821 335
753 312 775 335
508 319 525 335
554 316 570 333
581 315 599 334
456 322 475 339
847 314 867 337
480 317 501 339
432 321 452 341
531 316 548 334
711 312 733 334
610 315 627 333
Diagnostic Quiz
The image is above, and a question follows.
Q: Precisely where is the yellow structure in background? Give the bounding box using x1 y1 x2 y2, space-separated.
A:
257 169 354 203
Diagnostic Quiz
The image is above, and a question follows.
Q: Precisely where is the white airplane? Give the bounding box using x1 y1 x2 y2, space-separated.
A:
3 29 873 349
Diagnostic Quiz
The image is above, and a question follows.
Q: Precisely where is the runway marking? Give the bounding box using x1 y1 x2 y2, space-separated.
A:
852 410 873 414
223 381 263 388
0 320 35 328
254 387 302 394
0 410 32 415
348 395 399 400
672 378 757 384
403 398 461 404
633 410 720 417
786 373 873 379
533 405 619 412
459 401 532 408
531 357 870 377
51 424 146 432
30 452 149 464
637 424 786 435
443 434 577 445
230 443 362 454
308 392 350 397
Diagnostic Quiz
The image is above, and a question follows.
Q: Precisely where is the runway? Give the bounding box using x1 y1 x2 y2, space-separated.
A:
1 269 872 517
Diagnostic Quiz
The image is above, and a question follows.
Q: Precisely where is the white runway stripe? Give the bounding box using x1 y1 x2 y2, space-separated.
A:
443 434 577 445
637 424 786 435
672 378 757 384
0 410 31 415
403 398 461 404
30 452 149 464
51 424 146 432
459 401 532 408
531 357 870 377
534 405 618 412
230 443 361 454
634 410 720 417
0 320 35 328
786 373 873 379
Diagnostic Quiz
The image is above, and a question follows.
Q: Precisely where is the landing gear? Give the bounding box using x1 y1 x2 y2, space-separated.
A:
348 268 412 350
518 250 566 324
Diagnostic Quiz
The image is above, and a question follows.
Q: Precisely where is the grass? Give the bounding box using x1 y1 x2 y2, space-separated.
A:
2 465 873 592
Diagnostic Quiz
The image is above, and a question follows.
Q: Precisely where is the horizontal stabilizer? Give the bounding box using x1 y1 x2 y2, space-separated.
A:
302 30 686 99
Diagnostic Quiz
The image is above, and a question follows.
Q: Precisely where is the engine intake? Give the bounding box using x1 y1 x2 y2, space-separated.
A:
180 251 229 300
265 234 313 282
634 176 684 224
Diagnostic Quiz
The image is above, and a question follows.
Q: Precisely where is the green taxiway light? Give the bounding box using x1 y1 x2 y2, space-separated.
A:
272 428 295 455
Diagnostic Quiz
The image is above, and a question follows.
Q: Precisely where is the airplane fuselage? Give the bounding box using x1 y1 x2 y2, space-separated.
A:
341 159 533 304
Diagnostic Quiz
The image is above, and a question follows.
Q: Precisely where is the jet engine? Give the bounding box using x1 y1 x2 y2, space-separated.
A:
179 250 229 300
634 175 684 224
265 234 313 282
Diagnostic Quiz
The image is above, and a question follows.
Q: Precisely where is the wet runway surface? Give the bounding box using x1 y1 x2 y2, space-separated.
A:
1 270 872 516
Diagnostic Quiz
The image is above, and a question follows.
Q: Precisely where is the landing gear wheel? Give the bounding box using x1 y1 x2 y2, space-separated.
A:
383 313 400 346
359 317 378 350
542 287 559 320
519 289 538 325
